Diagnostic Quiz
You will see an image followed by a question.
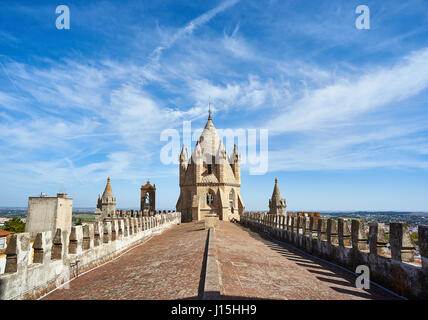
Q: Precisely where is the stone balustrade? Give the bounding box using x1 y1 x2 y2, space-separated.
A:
0 212 181 300
240 211 428 300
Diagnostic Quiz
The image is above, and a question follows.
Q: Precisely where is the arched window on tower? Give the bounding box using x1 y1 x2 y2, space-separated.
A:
206 192 214 205
229 189 234 201
207 164 212 174
229 189 235 212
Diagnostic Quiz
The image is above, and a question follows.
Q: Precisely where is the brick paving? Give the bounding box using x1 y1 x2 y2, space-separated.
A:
43 220 398 300
43 221 207 300
216 221 398 300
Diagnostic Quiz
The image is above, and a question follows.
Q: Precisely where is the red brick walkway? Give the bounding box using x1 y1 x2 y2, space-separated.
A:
43 221 207 300
216 222 398 300
42 221 398 300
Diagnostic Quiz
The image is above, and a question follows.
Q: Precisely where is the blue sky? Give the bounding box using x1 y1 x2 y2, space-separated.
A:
0 0 428 211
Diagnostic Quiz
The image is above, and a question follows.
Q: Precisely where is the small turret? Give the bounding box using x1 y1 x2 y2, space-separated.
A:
102 177 113 200
179 144 189 180
269 178 286 215
96 194 102 210
193 142 203 183
101 177 116 220
215 145 227 184
179 144 189 164
230 144 241 184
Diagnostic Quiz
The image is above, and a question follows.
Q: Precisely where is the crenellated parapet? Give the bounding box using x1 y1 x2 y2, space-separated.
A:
369 222 388 256
0 212 182 300
239 212 427 300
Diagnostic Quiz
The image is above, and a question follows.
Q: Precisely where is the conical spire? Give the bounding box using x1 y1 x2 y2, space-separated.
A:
269 177 286 215
180 144 189 162
230 143 240 163
195 109 221 159
272 177 281 198
102 176 114 199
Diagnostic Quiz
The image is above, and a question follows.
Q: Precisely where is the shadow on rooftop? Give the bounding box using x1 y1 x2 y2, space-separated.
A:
235 224 398 300
329 286 376 300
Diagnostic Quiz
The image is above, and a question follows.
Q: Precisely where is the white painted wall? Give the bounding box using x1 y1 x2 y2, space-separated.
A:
0 256 5 274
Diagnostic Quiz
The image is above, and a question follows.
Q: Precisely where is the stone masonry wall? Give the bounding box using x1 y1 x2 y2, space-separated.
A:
240 212 428 300
0 212 181 300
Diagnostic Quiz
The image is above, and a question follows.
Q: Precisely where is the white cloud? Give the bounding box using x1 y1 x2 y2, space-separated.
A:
268 48 428 134
150 0 240 63
188 75 291 111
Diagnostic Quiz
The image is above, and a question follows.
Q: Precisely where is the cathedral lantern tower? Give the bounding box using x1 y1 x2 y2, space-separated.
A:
176 108 245 222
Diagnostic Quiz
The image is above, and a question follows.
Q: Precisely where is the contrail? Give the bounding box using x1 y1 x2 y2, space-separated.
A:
150 0 240 62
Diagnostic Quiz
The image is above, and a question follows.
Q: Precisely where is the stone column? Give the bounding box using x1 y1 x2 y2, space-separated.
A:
33 233 44 264
309 217 314 238
296 216 302 234
310 217 318 239
351 220 367 251
4 233 29 274
4 235 18 273
304 217 311 236
418 225 428 270
390 222 416 262
69 227 78 254
94 222 101 247
123 218 129 236
338 218 351 247
103 221 111 243
134 217 138 233
82 225 91 250
118 219 124 238
317 219 327 241
51 229 63 260
141 217 145 231
128 218 133 235
327 219 339 245
301 216 306 236
368 222 388 256
111 220 117 241
138 217 142 232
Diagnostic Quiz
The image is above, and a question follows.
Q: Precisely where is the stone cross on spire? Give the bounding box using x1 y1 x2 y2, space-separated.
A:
208 98 212 120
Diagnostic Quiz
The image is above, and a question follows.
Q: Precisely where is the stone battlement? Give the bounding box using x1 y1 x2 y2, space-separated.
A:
240 212 428 299
247 211 321 217
0 212 181 300
113 209 177 218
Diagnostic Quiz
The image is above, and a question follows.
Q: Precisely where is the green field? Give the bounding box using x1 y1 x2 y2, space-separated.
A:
72 213 95 224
